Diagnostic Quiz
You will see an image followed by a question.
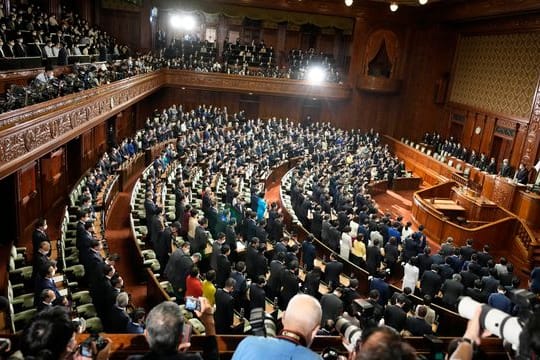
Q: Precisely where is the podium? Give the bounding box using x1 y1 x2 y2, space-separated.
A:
481 175 525 211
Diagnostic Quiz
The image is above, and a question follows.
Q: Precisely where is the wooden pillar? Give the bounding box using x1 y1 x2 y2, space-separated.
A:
72 0 94 25
3 0 10 17
48 0 61 17
521 77 540 168
217 15 227 59
276 22 287 67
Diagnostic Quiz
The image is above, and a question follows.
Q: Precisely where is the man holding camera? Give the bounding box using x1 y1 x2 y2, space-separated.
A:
232 294 322 360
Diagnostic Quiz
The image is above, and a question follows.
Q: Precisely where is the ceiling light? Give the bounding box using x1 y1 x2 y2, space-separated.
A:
345 0 353 6
389 2 399 12
419 0 428 4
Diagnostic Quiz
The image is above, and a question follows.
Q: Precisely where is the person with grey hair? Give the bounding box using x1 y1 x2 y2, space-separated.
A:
128 298 217 360
232 294 322 360
441 273 464 310
107 291 130 333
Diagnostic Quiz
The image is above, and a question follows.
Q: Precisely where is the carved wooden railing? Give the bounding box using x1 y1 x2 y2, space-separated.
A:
0 71 164 179
0 69 352 180
163 69 352 100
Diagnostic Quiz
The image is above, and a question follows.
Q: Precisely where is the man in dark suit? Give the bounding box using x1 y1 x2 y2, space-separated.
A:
499 158 512 178
460 239 476 261
476 245 493 268
32 241 51 280
32 218 50 255
320 287 343 327
420 264 442 299
83 239 105 284
36 289 56 312
13 37 26 57
369 272 390 307
514 163 529 184
301 235 316 271
365 239 382 275
247 275 266 316
466 279 488 303
405 305 433 336
460 264 480 289
279 260 299 309
486 157 497 174
482 268 500 295
216 245 232 288
441 274 464 310
324 253 343 289
107 292 130 333
34 262 62 307
215 278 236 334
144 191 158 232
192 218 209 256
384 294 407 332
76 221 95 262
164 242 198 301
267 252 285 300
155 221 180 270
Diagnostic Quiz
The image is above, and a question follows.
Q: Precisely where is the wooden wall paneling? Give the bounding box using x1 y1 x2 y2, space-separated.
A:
469 113 486 151
82 130 95 171
95 121 107 155
98 9 141 51
285 30 301 53
511 124 528 166
40 148 66 213
0 173 18 245
479 115 496 156
461 111 475 148
17 161 41 246
66 136 82 190
395 23 457 140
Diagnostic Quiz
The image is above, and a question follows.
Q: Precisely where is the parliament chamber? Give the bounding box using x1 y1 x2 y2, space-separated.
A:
1 0 540 359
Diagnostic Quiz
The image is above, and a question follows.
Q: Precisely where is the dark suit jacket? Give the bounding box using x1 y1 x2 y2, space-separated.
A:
248 284 266 312
406 316 433 336
216 254 231 288
441 279 464 307
192 226 208 255
280 269 299 307
301 241 316 271
215 289 235 334
500 164 512 178
164 249 192 290
384 305 407 332
107 305 130 333
420 270 442 298
267 260 284 294
32 228 50 254
320 293 343 326
324 260 343 288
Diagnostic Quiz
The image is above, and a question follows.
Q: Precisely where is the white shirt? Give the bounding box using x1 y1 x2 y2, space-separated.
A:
402 263 419 291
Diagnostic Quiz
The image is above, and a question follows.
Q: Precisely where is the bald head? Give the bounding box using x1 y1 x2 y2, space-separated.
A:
282 294 322 346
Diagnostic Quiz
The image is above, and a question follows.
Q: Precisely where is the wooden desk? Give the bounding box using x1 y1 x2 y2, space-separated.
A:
429 199 466 220
512 191 540 230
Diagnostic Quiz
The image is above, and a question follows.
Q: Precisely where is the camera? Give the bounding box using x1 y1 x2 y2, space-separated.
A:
335 317 362 350
249 308 278 337
458 296 522 350
185 296 201 312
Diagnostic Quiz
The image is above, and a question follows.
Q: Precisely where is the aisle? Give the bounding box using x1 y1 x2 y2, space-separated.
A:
104 188 147 308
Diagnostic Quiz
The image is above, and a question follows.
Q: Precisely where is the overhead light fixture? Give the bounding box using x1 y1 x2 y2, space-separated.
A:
389 2 399 11
419 0 428 4
345 0 353 6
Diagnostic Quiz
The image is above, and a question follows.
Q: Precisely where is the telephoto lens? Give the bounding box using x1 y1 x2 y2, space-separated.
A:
457 296 522 350
335 317 362 349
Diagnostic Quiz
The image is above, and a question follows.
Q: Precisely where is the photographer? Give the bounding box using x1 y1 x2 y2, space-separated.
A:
10 306 111 360
129 298 217 360
232 294 322 360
